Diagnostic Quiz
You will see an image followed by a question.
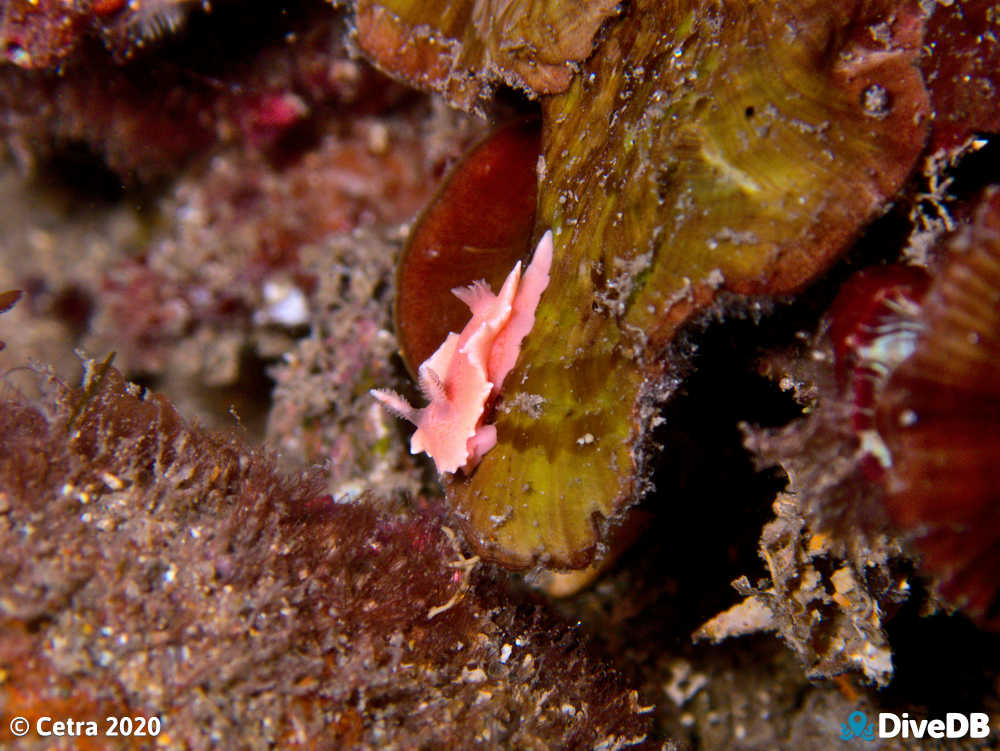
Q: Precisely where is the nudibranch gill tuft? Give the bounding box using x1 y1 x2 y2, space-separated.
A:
373 231 553 474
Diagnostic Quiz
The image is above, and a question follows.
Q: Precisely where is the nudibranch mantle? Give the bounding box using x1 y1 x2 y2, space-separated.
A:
373 230 553 474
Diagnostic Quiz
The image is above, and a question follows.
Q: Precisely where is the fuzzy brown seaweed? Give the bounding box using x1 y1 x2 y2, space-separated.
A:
0 361 651 748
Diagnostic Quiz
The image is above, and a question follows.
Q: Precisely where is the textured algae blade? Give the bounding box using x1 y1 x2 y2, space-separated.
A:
447 0 929 569
354 0 620 110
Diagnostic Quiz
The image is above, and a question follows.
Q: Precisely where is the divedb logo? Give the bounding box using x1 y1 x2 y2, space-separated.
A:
841 710 992 741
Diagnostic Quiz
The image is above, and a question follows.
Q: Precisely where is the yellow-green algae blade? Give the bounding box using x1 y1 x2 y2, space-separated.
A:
447 0 929 569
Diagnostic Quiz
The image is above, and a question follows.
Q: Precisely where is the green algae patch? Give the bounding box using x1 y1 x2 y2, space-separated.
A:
447 0 930 568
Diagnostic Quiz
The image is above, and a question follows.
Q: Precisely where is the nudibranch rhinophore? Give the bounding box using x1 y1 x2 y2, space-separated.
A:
373 231 552 474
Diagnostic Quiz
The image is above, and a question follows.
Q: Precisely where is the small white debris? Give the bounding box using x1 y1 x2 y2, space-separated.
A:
663 660 709 707
858 429 892 469
489 507 513 528
101 471 124 491
367 122 390 154
256 280 309 327
95 517 116 533
694 595 776 642
459 667 487 684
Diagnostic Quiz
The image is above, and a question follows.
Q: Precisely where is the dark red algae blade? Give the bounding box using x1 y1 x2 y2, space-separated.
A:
921 0 1000 152
394 117 541 376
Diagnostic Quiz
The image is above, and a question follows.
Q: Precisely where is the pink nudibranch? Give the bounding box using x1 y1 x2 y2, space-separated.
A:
372 230 554 474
